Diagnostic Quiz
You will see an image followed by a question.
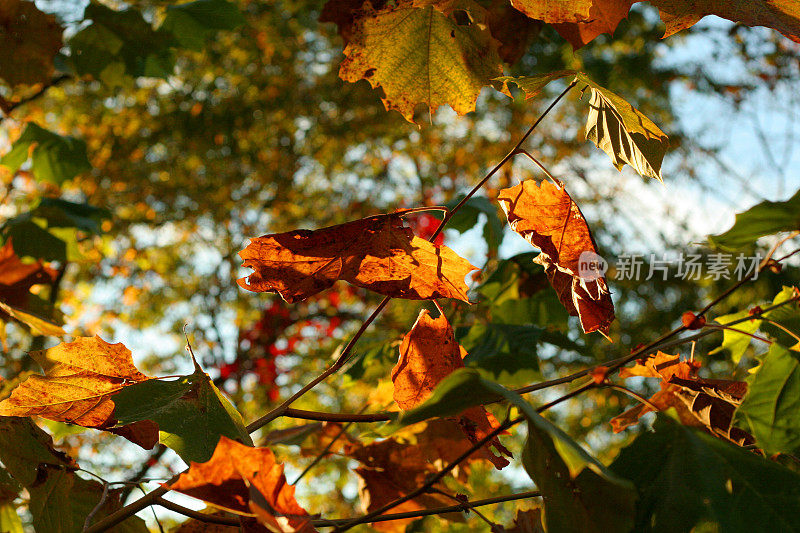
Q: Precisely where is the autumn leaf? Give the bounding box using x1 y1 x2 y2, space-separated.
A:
391 309 511 468
650 0 800 42
338 0 503 124
238 213 478 303
347 421 497 532
169 437 316 533
0 0 63 86
550 1 634 48
507 0 633 48
498 179 615 334
0 336 158 449
0 239 64 338
612 352 752 444
504 508 545 533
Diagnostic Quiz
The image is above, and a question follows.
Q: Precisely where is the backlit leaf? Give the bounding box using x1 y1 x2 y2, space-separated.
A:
708 187 800 251
650 0 800 41
238 213 478 303
112 366 253 463
0 123 91 185
735 342 800 455
338 0 503 124
0 336 157 448
391 310 511 468
168 437 316 532
498 72 669 181
0 0 63 86
498 179 615 334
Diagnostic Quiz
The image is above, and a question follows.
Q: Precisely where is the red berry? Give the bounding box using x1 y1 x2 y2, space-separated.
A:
681 311 706 330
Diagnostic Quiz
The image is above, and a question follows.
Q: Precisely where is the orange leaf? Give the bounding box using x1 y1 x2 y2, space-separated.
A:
650 0 800 42
551 0 634 48
391 309 510 468
238 213 477 303
391 309 464 410
498 180 614 334
169 437 316 533
0 336 157 448
0 239 57 310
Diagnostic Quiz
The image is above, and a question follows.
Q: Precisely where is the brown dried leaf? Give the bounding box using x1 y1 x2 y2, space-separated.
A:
504 508 545 533
238 213 477 303
0 0 63 86
0 336 157 448
498 180 614 334
650 0 800 41
391 309 511 468
612 353 753 444
169 437 316 533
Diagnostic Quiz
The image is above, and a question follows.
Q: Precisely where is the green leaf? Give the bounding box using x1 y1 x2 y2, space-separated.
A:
29 198 111 234
161 0 245 50
111 368 253 463
735 343 800 455
395 368 503 427
0 123 90 184
2 221 66 263
0 417 74 487
445 195 505 254
68 3 175 82
497 71 669 181
708 188 800 251
761 286 800 349
476 252 570 328
456 323 542 386
610 414 800 532
29 470 148 533
338 0 503 124
709 310 761 364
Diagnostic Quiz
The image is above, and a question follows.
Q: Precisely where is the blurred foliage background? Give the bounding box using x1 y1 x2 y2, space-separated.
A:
1 0 799 529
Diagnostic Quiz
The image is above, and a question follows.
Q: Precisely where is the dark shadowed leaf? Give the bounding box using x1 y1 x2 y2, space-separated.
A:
0 0 63 86
611 414 800 532
161 0 245 50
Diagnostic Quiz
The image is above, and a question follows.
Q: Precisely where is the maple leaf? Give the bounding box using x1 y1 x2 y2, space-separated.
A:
391 309 511 468
0 0 63 86
0 336 158 449
337 0 503 124
550 0 634 48
497 180 615 334
237 213 478 303
169 437 316 533
649 0 800 42
346 423 488 532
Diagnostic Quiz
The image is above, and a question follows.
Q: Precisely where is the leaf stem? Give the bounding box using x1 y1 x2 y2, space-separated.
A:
429 79 578 242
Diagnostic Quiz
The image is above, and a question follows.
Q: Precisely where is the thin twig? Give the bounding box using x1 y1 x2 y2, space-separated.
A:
429 79 578 243
514 148 559 184
602 383 660 412
312 489 541 526
703 324 772 345
246 81 578 433
83 483 111 532
153 497 240 526
427 488 498 529
292 416 360 485
760 317 800 345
